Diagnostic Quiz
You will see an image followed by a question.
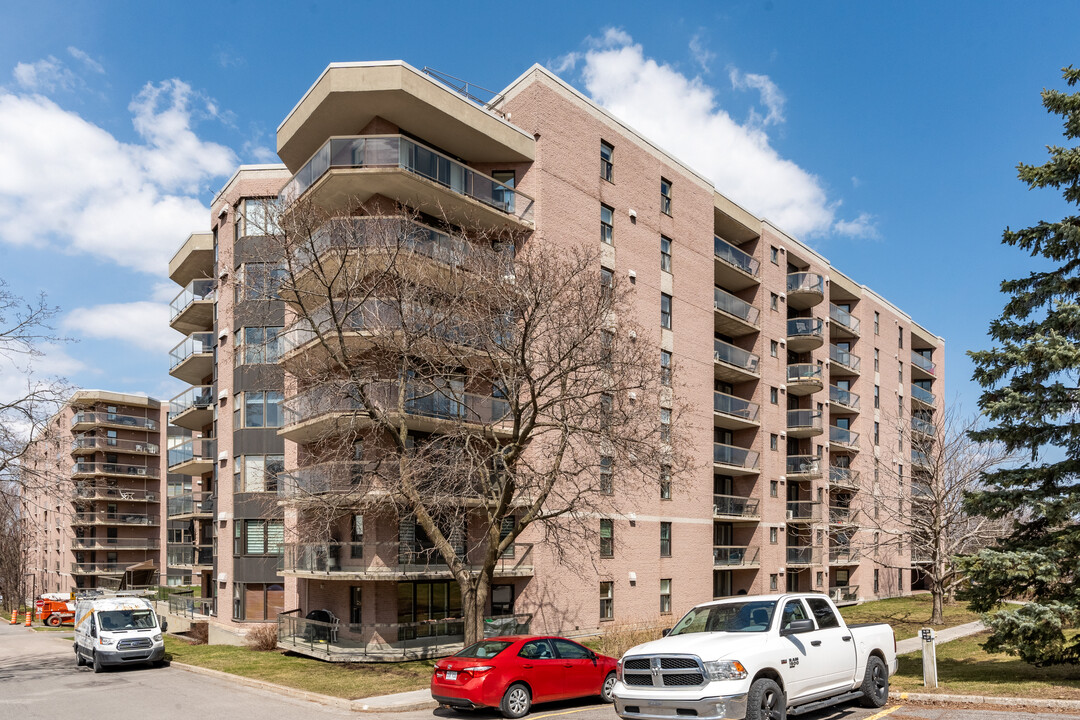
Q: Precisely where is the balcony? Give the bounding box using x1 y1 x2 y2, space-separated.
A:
281 542 534 580
72 511 158 526
713 494 760 521
279 462 378 498
911 385 936 408
71 412 158 432
911 351 937 380
786 409 823 438
829 426 860 453
167 545 214 569
169 279 215 334
829 506 858 526
279 134 534 228
829 304 860 338
829 385 860 413
713 443 759 475
786 364 823 396
71 563 126 575
786 501 820 523
714 339 760 383
829 547 861 565
786 546 820 566
786 317 824 352
713 546 759 568
786 273 824 310
829 344 860 376
713 287 759 336
912 416 935 437
169 231 215 286
280 382 511 444
713 392 760 430
169 332 215 385
167 437 217 476
72 537 159 551
829 585 860 605
71 436 159 456
713 236 760 291
71 462 159 479
828 466 859 490
912 449 932 469
169 385 215 431
786 455 822 480
167 492 214 520
73 485 158 503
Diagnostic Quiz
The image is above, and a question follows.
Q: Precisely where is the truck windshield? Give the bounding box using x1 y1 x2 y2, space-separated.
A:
97 609 156 631
668 600 776 635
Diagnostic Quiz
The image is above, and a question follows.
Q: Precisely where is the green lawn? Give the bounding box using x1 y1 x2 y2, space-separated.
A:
839 594 983 640
893 631 1080 699
163 638 435 700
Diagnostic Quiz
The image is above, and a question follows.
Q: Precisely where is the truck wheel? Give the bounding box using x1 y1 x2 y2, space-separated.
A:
600 672 617 703
859 656 889 707
499 683 531 719
46 614 62 627
92 651 104 674
746 678 786 720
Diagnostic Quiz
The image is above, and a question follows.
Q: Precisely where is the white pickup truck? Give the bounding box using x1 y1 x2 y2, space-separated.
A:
612 593 896 720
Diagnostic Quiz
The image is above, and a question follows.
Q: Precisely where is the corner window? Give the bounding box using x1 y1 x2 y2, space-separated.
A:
239 519 284 556
601 141 614 182
237 263 286 301
660 178 672 215
234 454 285 493
601 204 614 245
237 327 283 364
235 391 284 428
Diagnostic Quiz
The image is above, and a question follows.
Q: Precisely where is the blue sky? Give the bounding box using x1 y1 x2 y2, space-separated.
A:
0 1 1076 418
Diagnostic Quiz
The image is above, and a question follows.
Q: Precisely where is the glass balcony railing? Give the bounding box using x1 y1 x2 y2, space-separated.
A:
714 392 759 423
168 437 217 468
911 351 936 375
787 317 824 339
829 548 861 564
829 344 860 371
279 135 535 224
912 449 932 467
169 332 215 370
830 426 860 448
281 541 533 576
167 545 214 567
714 288 759 325
167 492 214 518
911 385 936 405
72 511 158 526
714 340 760 374
283 382 510 428
829 506 857 525
293 217 494 270
786 501 819 522
169 279 215 323
786 364 823 383
787 409 822 432
71 412 158 431
829 304 860 334
713 236 759 276
71 436 159 454
829 585 859 603
72 537 160 550
279 462 380 497
786 455 821 476
829 385 860 409
713 546 758 567
72 485 157 502
713 494 760 518
71 462 160 478
713 443 759 469
829 466 859 488
169 385 215 420
912 416 935 436
786 546 817 565
787 272 824 295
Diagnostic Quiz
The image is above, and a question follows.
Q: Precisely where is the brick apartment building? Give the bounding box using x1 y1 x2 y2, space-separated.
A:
22 391 166 594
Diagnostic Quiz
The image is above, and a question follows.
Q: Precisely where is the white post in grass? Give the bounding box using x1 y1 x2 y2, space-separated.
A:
920 627 938 688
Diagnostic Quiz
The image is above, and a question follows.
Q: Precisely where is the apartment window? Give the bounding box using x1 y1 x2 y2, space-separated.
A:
660 178 672 215
600 141 614 182
660 236 672 273
874 569 880 594
239 198 282 237
898 363 903 383
599 456 614 495
235 391 284 428
661 293 672 329
600 581 614 620
770 434 778 451
234 454 285 493
874 349 880 372
874 385 880 409
237 262 286 301
660 408 672 443
770 574 778 591
238 519 284 556
600 519 614 557
237 326 283 364
898 396 904 417
770 480 778 497
599 393 613 430
770 387 778 405
816 572 824 587
660 579 672 614
770 293 779 310
874 422 880 446
768 340 778 358
601 204 614 245
898 569 904 591
898 327 904 349
232 582 285 621
770 527 778 544
660 522 672 557
660 465 671 499
600 266 614 302
660 350 672 386
770 246 779 265
874 312 880 335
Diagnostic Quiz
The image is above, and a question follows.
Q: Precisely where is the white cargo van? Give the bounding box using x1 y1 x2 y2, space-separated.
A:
73 595 167 672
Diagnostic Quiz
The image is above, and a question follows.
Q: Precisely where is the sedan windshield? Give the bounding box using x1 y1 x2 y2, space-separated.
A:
668 600 776 635
97 609 156 631
456 641 512 659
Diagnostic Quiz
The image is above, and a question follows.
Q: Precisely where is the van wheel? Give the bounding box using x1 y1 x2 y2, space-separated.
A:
859 656 889 707
75 647 84 667
92 651 104 674
499 683 531 719
746 678 786 720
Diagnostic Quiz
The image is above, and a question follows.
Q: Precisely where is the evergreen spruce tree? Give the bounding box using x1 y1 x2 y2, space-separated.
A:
962 66 1080 666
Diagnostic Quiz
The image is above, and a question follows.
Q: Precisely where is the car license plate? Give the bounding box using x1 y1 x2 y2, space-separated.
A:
446 670 458 681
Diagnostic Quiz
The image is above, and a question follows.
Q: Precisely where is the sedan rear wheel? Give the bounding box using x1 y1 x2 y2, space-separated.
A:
499 683 531 719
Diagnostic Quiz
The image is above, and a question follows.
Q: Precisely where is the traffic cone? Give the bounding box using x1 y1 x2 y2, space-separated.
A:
8 609 16 625
24 610 32 626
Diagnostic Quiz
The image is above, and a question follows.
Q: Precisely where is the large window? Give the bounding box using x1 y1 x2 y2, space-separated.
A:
239 198 281 237
233 454 284 493
234 391 284 428
236 327 283 364
235 519 284 556
397 581 462 640
232 582 285 621
237 263 286 301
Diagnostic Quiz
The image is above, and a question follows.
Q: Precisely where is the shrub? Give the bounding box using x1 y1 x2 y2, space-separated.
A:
596 618 665 659
187 621 209 645
246 623 279 652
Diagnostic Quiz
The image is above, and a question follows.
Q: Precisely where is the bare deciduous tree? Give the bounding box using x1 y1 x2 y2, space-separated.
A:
245 199 689 642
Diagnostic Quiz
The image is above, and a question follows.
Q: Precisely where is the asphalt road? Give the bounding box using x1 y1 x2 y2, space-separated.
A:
0 621 1074 720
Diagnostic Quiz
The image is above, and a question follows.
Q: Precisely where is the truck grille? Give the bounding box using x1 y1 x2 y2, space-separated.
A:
117 638 153 650
621 655 706 689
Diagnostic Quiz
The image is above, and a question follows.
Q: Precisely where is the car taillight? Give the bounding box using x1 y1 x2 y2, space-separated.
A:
464 665 494 676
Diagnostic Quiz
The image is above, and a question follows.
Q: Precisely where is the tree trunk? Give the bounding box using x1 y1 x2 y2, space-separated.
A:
461 571 492 645
931 584 945 625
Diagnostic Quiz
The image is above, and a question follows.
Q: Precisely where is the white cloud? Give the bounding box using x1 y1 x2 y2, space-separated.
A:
689 32 716 73
0 76 237 273
0 341 85 409
834 212 880 240
62 301 176 353
12 56 79 93
67 47 104 75
571 30 869 241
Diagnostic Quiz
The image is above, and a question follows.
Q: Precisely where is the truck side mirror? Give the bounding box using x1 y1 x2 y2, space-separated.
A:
780 619 815 636
90 625 97 639
661 628 672 637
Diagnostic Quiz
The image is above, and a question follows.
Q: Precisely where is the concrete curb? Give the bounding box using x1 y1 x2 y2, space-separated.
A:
169 660 438 713
892 690 1080 712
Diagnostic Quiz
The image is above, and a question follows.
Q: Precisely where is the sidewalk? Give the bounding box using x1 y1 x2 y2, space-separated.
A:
895 620 985 654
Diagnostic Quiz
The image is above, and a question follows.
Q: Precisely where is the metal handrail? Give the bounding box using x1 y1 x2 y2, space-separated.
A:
169 332 215 369
911 351 936 374
713 494 760 518
787 317 824 338
830 426 860 447
713 237 759 276
71 462 160 479
712 546 759 567
829 385 860 409
169 279 215 322
829 344 860 371
714 392 760 422
911 385 936 405
714 340 760 373
787 409 822 430
786 364 822 382
714 287 760 325
786 455 821 476
787 272 824 294
167 437 217 469
829 303 860 333
713 443 759 469
71 412 158 431
71 436 159 454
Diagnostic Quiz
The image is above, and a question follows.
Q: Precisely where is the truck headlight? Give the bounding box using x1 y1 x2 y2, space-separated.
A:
616 658 624 682
153 634 163 643
98 637 115 646
703 660 747 681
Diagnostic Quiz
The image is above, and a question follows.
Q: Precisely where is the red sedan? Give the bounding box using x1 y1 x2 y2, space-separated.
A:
431 635 618 718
